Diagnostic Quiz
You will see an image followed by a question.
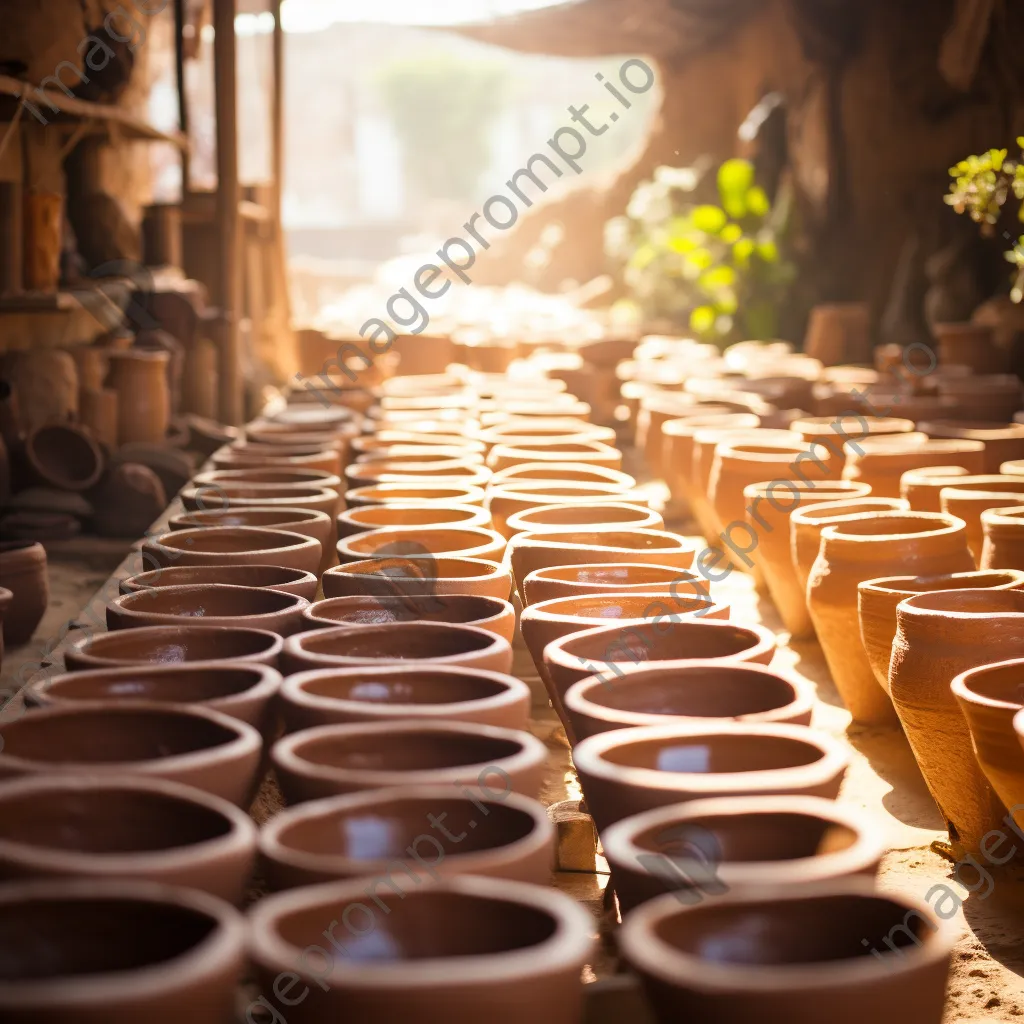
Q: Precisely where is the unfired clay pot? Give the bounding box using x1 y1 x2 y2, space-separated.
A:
322 556 511 601
277 665 530 732
120 564 318 601
487 462 635 491
64 625 283 671
281 621 513 676
25 423 104 491
562 662 814 743
0 878 247 1023
603 794 884 913
258 786 553 890
918 420 1024 474
487 482 642 538
170 506 333 559
142 526 322 575
0 774 257 903
743 480 872 637
344 457 491 491
791 415 915 460
191 466 342 493
858 569 1024 692
343 482 486 508
486 439 622 474
336 526 505 565
520 562 709 607
0 540 48 646
807 512 974 724
573 722 849 833
248 876 593 1024
304 593 515 642
106 349 171 445
271 719 547 804
212 443 342 478
181 483 341 519
504 501 663 537
619 880 952 1024
980 506 1024 569
842 434 986 497
889 589 1024 853
0 701 262 806
941 486 1024 562
336 503 492 539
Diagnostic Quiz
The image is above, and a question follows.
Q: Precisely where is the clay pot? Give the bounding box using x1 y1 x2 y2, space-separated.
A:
323 555 511 601
107 584 309 637
345 458 491 491
121 564 318 601
181 483 340 519
65 625 283 671
488 462 635 490
282 621 513 676
899 466 980 511
804 302 873 365
248 875 592 1024
0 540 48 647
344 482 486 508
934 321 1004 374
304 593 514 642
563 662 814 744
170 506 333 555
142 526 322 575
842 434 987 497
661 412 760 509
278 664 530 732
619 880 952 1024
336 503 491 539
271 404 360 431
0 878 247 1022
92 463 168 539
24 423 104 491
603 794 884 913
504 501 663 538
918 420 1024 474
808 512 974 724
106 349 171 445
487 482 644 538
508 529 697 596
352 432 485 457
78 386 119 448
487 439 622 474
0 701 262 806
858 570 1024 692
213 443 342 478
574 722 849 833
520 562 708 607
791 415 915 461
271 719 547 804
543 619 776 721
0 587 10 668
259 786 552 891
336 526 505 565
941 486 1024 561
0 774 257 902
191 467 342 492
980 506 1024 569
479 418 615 450
889 589 1024 853
29 662 281 734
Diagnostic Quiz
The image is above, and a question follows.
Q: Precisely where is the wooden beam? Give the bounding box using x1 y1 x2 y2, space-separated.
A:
174 0 191 192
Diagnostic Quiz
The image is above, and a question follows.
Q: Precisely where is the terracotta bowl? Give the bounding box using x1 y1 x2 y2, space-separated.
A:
899 469 1009 513
107 584 310 637
336 526 506 565
277 665 530 733
322 555 512 601
0 701 262 806
352 432 486 456
271 719 547 804
487 482 642 538
64 624 283 671
488 462 636 490
504 501 664 537
573 722 849 833
168 505 333 549
248 876 593 1022
618 880 953 1022
258 785 553 890
336 503 492 539
142 526 322 574
521 561 711 607
120 563 318 601
192 467 342 491
563 662 815 743
344 459 491 491
543 618 777 719
282 621 513 676
980 505 1024 570
602 794 885 912
181 484 340 518
27 662 282 733
343 482 486 507
0 774 257 903
0 878 247 1022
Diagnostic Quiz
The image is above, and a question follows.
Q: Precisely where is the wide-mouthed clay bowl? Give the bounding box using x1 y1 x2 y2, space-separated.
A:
521 562 709 607
322 556 512 601
336 503 492 539
0 701 262 807
248 876 594 1024
180 483 341 518
573 721 849 832
504 502 664 538
120 564 318 601
602 794 885 912
271 719 547 804
258 785 553 890
168 506 333 552
0 878 247 1023
282 621 513 676
0 774 257 903
278 665 530 732
486 482 642 538
64 625 284 671
563 662 814 743
618 880 953 1024
343 482 486 508
142 526 321 574
106 584 309 637
336 526 506 565
191 467 342 492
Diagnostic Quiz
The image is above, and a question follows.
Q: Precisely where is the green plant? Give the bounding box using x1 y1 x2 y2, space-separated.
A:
605 158 795 343
945 138 1024 303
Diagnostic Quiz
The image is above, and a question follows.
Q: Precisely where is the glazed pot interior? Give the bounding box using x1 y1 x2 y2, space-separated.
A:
159 530 303 554
278 797 535 858
118 586 297 617
0 897 220 980
46 666 266 704
294 730 522 771
297 624 494 660
272 890 555 961
129 566 309 589
651 893 930 964
0 787 232 850
2 708 240 762
78 627 276 662
298 669 507 705
561 622 762 663
600 732 824 773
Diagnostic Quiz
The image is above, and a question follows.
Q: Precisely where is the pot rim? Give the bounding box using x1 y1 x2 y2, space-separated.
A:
859 569 1024 599
337 525 505 561
337 503 489 527
849 437 986 461
980 505 1024 528
65 624 285 667
896 587 1024 620
522 590 724 625
742 480 871 501
951 658 1024 712
790 498 908 528
819 511 966 547
662 413 761 438
344 483 487 505
511 528 698 555
121 565 317 593
791 415 915 436
145 525 321 558
303 593 512 628
193 468 342 489
109 583 308 623
323 555 509 586
170 507 331 529
181 485 339 508
523 562 700 586
505 501 660 532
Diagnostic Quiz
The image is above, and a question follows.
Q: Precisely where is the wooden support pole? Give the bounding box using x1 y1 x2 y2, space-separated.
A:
173 0 190 192
213 0 243 425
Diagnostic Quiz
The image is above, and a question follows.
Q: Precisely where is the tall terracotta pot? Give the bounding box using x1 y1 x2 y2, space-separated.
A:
807 512 974 724
662 412 759 511
106 350 171 445
889 589 1024 855
843 434 986 497
804 302 873 366
980 506 1024 570
933 322 1005 374
917 420 1024 474
941 483 1024 562
791 415 914 461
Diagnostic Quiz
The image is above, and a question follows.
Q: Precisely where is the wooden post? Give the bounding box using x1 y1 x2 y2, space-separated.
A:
213 0 242 425
173 0 190 192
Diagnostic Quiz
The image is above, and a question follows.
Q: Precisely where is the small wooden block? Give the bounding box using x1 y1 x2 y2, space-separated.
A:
549 798 599 873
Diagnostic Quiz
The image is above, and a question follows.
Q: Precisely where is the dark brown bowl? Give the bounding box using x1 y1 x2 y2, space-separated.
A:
120 564 318 601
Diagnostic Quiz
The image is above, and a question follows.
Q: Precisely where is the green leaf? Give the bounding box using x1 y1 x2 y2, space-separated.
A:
691 205 728 234
628 243 658 271
733 237 755 266
720 223 743 244
699 265 736 291
717 159 755 202
690 305 717 334
747 185 771 217
757 238 780 263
